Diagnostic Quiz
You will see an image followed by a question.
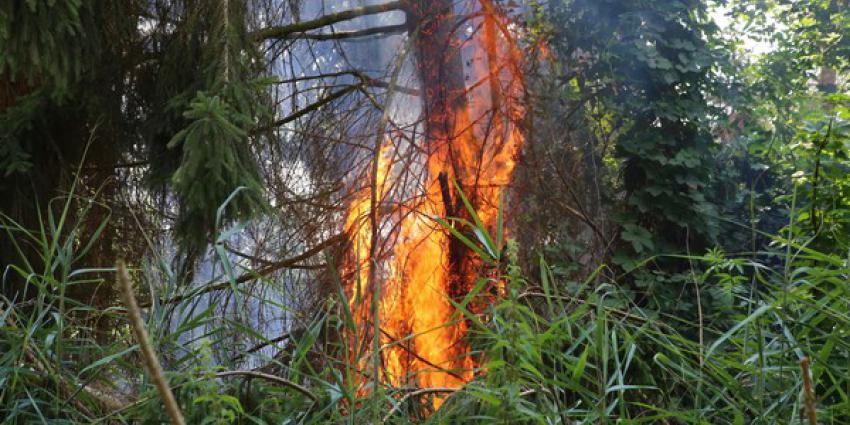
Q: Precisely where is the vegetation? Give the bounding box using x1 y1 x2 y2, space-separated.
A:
1 0 849 423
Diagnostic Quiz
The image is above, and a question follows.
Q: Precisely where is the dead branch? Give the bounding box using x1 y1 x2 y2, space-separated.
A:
117 261 185 425
138 233 347 309
254 85 359 133
233 332 293 361
252 1 407 41
285 23 408 41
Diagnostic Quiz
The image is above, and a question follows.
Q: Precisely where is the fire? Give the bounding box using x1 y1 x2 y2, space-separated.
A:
341 0 526 400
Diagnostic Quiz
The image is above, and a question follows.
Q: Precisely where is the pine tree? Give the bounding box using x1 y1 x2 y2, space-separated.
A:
0 1 271 270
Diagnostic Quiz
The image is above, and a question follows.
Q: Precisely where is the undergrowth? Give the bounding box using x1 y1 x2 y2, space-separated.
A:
2 187 849 424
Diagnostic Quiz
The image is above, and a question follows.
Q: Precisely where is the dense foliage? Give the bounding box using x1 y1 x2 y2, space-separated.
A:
2 0 849 423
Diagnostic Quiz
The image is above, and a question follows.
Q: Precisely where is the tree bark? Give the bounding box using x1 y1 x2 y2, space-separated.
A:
406 0 478 308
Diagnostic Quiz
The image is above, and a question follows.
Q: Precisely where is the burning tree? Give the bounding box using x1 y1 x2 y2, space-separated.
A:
341 1 526 391
256 0 529 391
2 0 534 403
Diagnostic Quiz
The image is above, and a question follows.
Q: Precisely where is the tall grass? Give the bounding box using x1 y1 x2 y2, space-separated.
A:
2 185 849 424
1 189 126 422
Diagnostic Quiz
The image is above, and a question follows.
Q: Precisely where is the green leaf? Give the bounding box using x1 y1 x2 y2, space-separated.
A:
621 223 655 254
79 345 138 376
707 304 773 358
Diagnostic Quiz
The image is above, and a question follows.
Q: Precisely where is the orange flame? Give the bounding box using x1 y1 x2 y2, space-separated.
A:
341 0 527 401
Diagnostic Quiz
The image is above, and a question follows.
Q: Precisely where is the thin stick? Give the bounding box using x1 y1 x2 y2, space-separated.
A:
365 26 416 423
216 370 317 401
381 387 457 423
800 357 817 425
117 261 186 425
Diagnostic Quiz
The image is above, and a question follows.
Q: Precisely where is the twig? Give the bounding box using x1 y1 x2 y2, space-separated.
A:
215 370 318 402
800 357 817 425
378 328 467 382
117 261 186 425
137 233 346 308
254 85 359 133
381 387 457 423
285 23 408 41
230 331 295 363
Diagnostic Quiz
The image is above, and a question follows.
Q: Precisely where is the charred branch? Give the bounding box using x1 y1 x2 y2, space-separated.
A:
438 171 453 217
379 328 468 382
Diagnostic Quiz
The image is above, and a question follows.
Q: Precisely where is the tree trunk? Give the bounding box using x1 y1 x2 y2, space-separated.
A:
406 0 477 303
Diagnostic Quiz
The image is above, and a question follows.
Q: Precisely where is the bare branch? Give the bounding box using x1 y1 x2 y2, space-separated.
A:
138 233 347 308
271 70 369 85
382 387 457 423
252 1 407 42
237 332 293 360
255 85 359 133
288 23 408 41
216 371 318 401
